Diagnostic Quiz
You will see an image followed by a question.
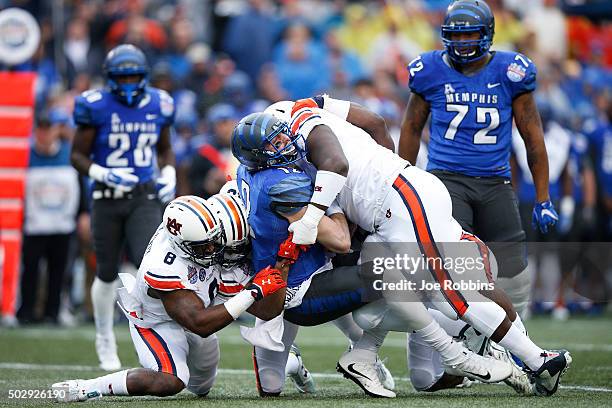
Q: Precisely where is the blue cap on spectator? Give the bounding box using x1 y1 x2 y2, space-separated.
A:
207 103 237 124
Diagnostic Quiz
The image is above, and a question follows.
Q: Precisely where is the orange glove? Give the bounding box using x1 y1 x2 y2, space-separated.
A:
291 96 324 116
247 266 287 300
277 233 309 264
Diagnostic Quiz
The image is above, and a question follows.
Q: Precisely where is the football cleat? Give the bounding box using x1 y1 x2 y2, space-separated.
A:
528 350 572 396
336 351 396 398
95 333 121 371
286 344 316 394
489 342 533 394
374 356 395 390
51 380 101 403
445 346 512 383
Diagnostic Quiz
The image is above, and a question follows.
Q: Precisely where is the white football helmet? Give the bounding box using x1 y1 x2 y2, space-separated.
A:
264 100 294 123
162 195 224 266
207 192 251 266
219 179 240 199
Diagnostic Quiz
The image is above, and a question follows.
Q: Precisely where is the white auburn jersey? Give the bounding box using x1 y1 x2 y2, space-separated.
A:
291 107 408 232
118 224 252 327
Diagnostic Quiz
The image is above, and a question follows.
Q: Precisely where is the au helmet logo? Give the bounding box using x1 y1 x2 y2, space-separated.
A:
166 217 182 236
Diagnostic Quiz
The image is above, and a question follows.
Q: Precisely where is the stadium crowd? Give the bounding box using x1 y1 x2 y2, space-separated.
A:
2 0 610 326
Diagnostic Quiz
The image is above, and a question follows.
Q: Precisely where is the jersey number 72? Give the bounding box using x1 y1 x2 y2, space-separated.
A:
444 105 499 144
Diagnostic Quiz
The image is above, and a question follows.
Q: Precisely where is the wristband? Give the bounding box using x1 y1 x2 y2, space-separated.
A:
88 163 108 183
311 170 346 208
223 289 255 319
160 165 176 180
323 95 351 120
301 204 326 228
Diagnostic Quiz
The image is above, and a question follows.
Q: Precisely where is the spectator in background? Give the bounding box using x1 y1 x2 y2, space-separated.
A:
222 0 276 84
188 103 239 198
161 18 195 85
18 115 81 325
222 71 268 117
273 23 329 99
324 29 365 93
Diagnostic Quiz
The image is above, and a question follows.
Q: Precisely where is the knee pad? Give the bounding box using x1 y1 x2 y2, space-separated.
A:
407 332 444 391
186 373 216 396
462 301 507 338
352 301 387 331
496 268 530 317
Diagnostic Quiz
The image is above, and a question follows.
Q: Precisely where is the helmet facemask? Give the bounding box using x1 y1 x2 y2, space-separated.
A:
261 121 305 168
441 25 492 64
177 225 225 267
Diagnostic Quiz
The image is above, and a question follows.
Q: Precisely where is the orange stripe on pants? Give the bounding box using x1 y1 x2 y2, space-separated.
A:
392 174 469 316
136 326 176 375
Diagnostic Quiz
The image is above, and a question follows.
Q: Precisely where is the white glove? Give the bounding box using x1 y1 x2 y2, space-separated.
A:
89 164 139 192
288 205 325 245
156 165 176 204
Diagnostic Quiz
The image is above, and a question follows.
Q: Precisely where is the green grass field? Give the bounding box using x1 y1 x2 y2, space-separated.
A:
0 316 610 407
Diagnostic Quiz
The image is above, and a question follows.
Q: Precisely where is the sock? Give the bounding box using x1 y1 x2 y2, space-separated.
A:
86 369 129 396
332 314 363 346
512 313 527 335
351 328 387 363
461 301 507 339
415 320 465 366
285 349 300 376
497 324 545 370
91 277 118 336
428 308 468 337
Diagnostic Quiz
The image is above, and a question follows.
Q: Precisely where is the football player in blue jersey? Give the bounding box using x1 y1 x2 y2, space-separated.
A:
71 44 176 371
232 111 516 398
399 0 557 316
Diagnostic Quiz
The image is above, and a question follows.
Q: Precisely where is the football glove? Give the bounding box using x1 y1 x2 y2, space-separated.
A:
532 200 559 233
89 164 139 192
277 233 309 264
156 165 176 204
247 266 286 301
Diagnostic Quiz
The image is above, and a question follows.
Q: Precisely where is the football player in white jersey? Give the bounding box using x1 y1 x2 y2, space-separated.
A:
258 97 571 397
51 194 286 402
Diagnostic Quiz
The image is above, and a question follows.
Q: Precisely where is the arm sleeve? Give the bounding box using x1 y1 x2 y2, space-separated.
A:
289 107 325 140
407 53 430 99
73 95 96 126
144 269 190 291
158 90 176 126
509 54 537 98
268 173 313 216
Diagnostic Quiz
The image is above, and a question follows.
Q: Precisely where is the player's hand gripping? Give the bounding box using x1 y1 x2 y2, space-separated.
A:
532 199 559 233
89 164 139 192
156 165 176 204
247 266 287 301
277 233 309 265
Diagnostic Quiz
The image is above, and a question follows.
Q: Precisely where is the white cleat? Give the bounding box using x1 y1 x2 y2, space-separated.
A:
489 342 533 395
51 380 101 402
96 333 121 371
374 356 395 390
336 351 396 398
445 345 512 384
286 344 316 394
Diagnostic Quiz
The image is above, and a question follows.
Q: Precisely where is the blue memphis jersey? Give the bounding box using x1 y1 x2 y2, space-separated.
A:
73 87 175 183
408 50 537 177
586 123 612 197
237 165 327 288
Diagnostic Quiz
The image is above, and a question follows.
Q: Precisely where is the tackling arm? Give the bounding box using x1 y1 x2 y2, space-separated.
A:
399 92 430 164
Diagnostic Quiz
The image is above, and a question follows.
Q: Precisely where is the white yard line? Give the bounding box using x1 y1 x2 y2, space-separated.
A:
1 362 610 393
5 329 612 352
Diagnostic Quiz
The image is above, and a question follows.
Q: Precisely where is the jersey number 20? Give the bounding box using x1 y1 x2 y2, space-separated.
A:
107 133 158 167
444 105 499 144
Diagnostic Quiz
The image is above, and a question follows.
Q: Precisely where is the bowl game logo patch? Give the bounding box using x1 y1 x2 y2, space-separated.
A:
507 62 526 82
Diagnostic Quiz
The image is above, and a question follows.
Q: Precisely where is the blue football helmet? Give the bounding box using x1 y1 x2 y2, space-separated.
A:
441 0 495 64
103 44 149 106
231 112 305 171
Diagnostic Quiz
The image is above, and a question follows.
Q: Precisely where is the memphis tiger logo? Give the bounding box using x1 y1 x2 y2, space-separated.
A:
166 217 182 236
